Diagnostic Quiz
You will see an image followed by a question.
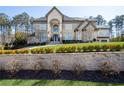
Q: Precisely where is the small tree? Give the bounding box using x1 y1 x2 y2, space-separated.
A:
72 63 86 79
14 32 27 46
99 61 120 77
31 60 44 74
6 60 23 78
51 60 61 78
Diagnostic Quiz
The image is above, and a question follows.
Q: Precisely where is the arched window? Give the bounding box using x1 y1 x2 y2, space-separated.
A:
53 25 59 32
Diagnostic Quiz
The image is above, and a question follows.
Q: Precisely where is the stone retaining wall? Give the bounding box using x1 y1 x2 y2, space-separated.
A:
0 52 124 71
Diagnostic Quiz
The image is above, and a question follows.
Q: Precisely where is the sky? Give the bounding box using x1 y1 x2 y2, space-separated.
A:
0 6 124 22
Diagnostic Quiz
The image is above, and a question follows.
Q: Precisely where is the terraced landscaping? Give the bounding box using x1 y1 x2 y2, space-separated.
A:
0 42 124 86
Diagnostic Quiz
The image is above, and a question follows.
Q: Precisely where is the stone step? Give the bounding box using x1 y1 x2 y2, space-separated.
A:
49 41 61 45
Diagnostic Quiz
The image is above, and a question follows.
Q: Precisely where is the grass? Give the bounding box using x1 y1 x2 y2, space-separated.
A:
0 79 124 86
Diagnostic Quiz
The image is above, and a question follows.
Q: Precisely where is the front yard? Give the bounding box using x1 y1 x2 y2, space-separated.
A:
0 42 124 86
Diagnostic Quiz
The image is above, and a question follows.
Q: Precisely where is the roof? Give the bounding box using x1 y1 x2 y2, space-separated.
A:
33 6 97 22
46 6 63 17
96 25 110 29
33 17 46 22
63 15 84 21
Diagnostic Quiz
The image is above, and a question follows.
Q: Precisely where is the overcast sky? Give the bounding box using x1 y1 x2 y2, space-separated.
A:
0 6 124 22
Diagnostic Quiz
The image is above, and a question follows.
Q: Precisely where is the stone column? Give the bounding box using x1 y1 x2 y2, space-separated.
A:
47 23 51 43
59 23 63 43
74 31 76 41
81 31 83 41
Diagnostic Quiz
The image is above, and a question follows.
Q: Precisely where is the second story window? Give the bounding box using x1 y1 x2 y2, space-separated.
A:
53 25 59 32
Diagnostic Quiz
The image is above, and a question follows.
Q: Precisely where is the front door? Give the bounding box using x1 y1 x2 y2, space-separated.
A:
53 34 59 42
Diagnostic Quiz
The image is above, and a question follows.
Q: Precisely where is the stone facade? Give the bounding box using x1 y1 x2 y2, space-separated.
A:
30 7 110 44
0 52 124 71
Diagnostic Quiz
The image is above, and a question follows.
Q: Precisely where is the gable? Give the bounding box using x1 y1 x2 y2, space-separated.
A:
48 9 62 18
47 7 63 24
85 23 95 31
46 7 63 17
46 7 63 20
75 21 96 31
82 21 96 31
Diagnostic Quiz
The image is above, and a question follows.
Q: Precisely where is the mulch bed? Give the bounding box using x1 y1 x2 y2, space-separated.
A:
0 70 124 83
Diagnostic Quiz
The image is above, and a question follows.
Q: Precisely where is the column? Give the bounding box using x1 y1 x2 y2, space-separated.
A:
47 23 51 43
59 23 62 43
74 31 76 41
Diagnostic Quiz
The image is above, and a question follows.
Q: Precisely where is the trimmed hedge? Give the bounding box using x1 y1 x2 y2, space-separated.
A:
31 47 54 54
56 46 76 53
0 43 123 54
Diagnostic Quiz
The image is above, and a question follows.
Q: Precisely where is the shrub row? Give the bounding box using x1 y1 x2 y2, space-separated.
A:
0 49 29 54
0 43 123 54
0 60 120 78
31 47 54 54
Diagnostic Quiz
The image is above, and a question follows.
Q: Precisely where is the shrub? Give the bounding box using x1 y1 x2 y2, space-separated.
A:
114 45 122 51
0 50 4 54
82 46 88 52
101 45 109 52
122 43 124 49
4 50 15 54
66 46 76 53
56 46 76 53
31 48 44 54
15 49 29 54
99 61 120 77
31 47 54 54
94 45 101 52
76 46 83 52
6 60 23 77
108 44 115 51
72 63 85 78
51 60 61 78
44 47 54 53
87 45 94 52
31 59 44 74
56 46 66 53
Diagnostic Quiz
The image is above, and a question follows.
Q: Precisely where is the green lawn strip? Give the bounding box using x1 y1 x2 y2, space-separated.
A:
0 79 124 86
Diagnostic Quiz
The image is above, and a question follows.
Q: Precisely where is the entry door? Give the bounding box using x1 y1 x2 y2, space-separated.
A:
53 34 59 42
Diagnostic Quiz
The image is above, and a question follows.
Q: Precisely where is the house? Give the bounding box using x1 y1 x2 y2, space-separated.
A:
28 7 110 44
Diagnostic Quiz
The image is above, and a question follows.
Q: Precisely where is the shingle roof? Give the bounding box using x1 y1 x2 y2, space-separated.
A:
96 25 110 29
63 15 96 21
33 17 46 22
33 15 97 22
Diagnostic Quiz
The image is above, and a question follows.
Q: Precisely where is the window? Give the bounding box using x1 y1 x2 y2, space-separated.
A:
41 24 46 30
101 40 107 42
40 32 47 42
53 25 59 32
65 32 73 40
77 32 82 40
65 24 72 30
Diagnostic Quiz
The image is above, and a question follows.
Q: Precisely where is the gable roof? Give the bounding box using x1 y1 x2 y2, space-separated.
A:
82 22 96 31
46 6 63 17
74 20 97 31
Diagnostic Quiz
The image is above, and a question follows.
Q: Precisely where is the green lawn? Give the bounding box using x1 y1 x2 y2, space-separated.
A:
0 79 124 86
